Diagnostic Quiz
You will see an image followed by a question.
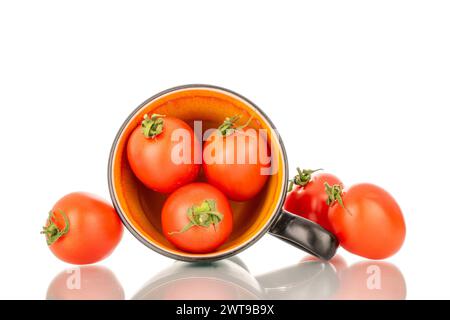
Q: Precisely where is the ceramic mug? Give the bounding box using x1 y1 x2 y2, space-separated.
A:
108 84 338 262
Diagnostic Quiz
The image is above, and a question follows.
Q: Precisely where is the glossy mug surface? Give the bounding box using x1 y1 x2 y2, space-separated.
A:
108 85 338 262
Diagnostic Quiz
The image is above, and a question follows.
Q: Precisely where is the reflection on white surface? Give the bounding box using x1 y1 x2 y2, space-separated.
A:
132 255 407 300
46 266 125 300
46 256 406 300
256 260 339 300
133 257 261 300
334 260 407 300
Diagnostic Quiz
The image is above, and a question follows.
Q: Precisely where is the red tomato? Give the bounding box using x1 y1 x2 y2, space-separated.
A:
328 183 406 259
162 183 233 253
42 192 123 265
46 266 125 300
127 114 200 193
203 115 269 201
284 168 343 232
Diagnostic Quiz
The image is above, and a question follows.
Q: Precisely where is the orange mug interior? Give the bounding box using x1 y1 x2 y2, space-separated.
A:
109 86 287 260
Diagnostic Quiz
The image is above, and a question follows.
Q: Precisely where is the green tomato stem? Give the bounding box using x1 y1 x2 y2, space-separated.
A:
141 114 165 138
41 210 70 246
324 182 352 215
169 199 224 235
218 114 253 136
288 167 323 191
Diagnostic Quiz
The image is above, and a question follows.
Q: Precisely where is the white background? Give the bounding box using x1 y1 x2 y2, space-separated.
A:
0 0 449 299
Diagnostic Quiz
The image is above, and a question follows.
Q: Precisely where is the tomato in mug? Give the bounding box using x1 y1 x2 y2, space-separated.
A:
203 115 270 201
41 192 123 265
327 183 406 260
284 168 342 232
162 183 233 253
127 114 200 193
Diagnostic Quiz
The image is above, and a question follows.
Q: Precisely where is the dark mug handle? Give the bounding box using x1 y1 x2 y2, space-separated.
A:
269 210 339 261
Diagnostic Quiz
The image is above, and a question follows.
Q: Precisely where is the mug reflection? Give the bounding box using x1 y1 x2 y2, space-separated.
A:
133 258 261 300
46 265 125 300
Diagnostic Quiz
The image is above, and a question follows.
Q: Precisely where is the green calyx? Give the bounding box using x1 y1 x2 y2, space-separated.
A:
169 199 224 235
41 210 70 246
218 114 253 136
288 168 323 191
324 182 346 208
141 114 165 138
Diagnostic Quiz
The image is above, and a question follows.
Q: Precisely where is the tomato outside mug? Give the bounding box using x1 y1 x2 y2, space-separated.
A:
108 84 339 262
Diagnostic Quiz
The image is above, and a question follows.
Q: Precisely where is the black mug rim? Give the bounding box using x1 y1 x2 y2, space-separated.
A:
107 84 289 262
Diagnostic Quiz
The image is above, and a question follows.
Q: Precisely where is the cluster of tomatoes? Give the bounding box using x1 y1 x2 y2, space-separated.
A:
284 168 406 260
42 113 269 263
127 114 269 253
41 112 406 264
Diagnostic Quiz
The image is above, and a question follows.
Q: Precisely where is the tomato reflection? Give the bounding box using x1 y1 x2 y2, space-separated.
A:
299 255 406 300
335 260 406 300
47 266 125 300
